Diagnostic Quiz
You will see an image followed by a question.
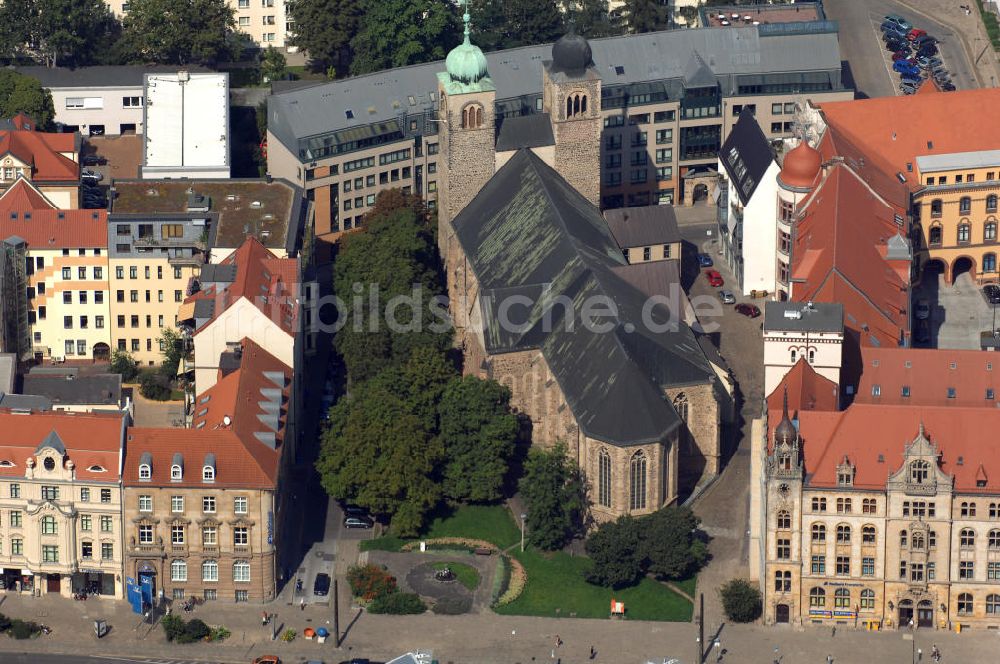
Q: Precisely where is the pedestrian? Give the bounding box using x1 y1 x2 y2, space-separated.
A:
555 634 562 648
589 645 596 660
300 597 305 611
262 611 268 626
831 625 836 637
827 656 833 664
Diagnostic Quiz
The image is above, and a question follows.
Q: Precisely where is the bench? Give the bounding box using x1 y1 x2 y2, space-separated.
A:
474 547 493 556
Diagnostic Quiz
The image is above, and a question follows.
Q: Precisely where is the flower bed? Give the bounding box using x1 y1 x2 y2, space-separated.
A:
494 555 526 606
400 537 498 553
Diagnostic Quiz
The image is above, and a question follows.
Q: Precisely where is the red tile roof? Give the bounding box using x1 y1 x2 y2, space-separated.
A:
0 410 124 481
766 358 840 415
0 123 78 183
818 89 1000 189
187 236 298 336
855 346 1000 407
768 403 1000 493
791 165 909 349
0 178 107 248
123 338 289 489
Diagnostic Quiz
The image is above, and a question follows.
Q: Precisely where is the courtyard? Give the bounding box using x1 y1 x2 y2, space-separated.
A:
912 271 996 349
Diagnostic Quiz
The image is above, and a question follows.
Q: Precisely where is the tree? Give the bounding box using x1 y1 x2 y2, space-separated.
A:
584 516 645 588
109 349 139 382
472 0 564 51
623 0 667 34
563 0 616 39
286 0 362 74
439 376 518 503
115 0 237 65
519 442 585 550
0 71 55 129
350 0 460 75
260 46 287 82
157 328 184 378
719 578 762 623
641 506 707 580
0 0 121 67
139 368 172 400
316 372 444 535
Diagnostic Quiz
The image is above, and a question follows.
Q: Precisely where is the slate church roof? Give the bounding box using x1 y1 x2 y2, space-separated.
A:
452 149 715 446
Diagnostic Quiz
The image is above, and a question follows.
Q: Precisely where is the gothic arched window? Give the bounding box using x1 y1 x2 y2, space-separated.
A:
629 451 647 511
598 448 611 508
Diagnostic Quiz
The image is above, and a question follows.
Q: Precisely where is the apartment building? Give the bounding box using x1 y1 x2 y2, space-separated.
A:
0 410 126 598
107 0 291 48
0 179 111 362
0 114 80 209
14 66 210 137
266 22 851 253
107 178 307 365
755 400 1000 630
123 339 292 603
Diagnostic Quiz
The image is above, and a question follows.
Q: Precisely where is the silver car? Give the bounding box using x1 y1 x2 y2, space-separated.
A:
718 289 736 304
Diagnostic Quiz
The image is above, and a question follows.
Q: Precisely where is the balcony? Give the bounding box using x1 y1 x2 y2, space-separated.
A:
134 235 206 250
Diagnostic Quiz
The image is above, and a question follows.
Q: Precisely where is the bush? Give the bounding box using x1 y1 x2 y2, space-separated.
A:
139 369 172 401
161 614 185 641
208 625 231 641
174 617 210 643
432 595 472 615
9 619 40 639
347 563 397 601
110 350 139 382
0 613 11 632
281 628 296 642
368 591 426 615
719 579 762 623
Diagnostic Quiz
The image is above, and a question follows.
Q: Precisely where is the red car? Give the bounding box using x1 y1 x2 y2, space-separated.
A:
735 303 761 318
705 269 724 287
907 28 927 41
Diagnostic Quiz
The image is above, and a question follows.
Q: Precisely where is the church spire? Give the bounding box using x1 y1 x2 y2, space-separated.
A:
461 0 471 43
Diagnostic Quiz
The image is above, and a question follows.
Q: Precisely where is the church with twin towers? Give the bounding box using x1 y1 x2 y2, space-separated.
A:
434 7 733 521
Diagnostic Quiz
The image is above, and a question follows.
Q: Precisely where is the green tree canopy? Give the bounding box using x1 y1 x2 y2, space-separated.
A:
623 0 667 33
0 0 121 67
332 201 449 383
563 0 617 39
719 578 762 623
439 376 518 503
519 442 585 550
0 71 55 129
471 0 564 51
286 0 362 74
641 505 707 580
109 349 139 382
115 0 238 65
316 368 444 535
260 46 288 82
350 0 460 75
584 516 645 588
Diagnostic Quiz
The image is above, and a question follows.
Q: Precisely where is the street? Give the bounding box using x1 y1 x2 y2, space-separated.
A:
825 0 979 98
0 657 226 664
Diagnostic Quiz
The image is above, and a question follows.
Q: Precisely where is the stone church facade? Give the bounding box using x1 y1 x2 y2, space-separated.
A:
435 21 730 521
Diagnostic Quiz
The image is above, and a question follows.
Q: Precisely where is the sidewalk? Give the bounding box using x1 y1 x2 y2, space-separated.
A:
2 591 1000 663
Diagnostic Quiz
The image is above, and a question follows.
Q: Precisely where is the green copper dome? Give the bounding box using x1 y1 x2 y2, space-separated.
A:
446 36 489 85
445 1 488 85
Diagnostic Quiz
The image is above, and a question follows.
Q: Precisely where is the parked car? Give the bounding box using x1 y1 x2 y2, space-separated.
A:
252 657 281 664
918 43 938 57
313 573 331 596
984 284 1000 304
892 51 911 62
344 515 374 529
926 56 944 68
901 73 924 85
883 14 912 32
907 28 927 41
915 55 932 68
941 82 957 91
82 154 107 166
915 300 931 320
913 34 937 46
900 82 919 95
697 253 714 267
893 60 920 76
718 289 735 304
735 303 761 318
704 269 724 287
81 169 102 182
886 39 909 53
341 503 370 517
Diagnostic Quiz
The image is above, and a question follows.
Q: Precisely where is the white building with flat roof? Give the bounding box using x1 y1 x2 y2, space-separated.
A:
141 72 230 179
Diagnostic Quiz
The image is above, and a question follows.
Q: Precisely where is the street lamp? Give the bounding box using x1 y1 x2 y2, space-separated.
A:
520 513 527 552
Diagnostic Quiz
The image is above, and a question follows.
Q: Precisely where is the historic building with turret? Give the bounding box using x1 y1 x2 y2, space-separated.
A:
432 12 734 520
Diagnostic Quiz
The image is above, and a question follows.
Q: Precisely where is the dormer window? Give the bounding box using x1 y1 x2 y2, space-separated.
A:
171 465 182 481
87 465 106 473
203 466 215 482
0 460 13 468
43 457 55 471
836 456 855 486
139 464 151 480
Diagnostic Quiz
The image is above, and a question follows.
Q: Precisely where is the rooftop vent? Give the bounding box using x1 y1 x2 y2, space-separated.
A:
783 309 802 320
250 201 262 209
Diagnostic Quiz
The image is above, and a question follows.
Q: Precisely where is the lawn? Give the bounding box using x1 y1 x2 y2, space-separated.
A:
676 575 697 599
432 561 480 591
495 548 693 622
423 504 521 548
359 504 521 552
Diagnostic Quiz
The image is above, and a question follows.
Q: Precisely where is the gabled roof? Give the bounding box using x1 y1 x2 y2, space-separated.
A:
683 51 717 88
0 123 78 183
0 410 124 480
453 149 715 446
495 114 554 152
769 403 1000 493
766 358 839 415
0 178 107 248
790 164 908 349
719 108 774 205
604 205 681 248
185 236 298 336
855 346 1000 407
23 372 121 406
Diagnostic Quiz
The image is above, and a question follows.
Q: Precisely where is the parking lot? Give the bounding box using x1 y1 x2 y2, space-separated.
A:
825 0 978 97
913 272 996 349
